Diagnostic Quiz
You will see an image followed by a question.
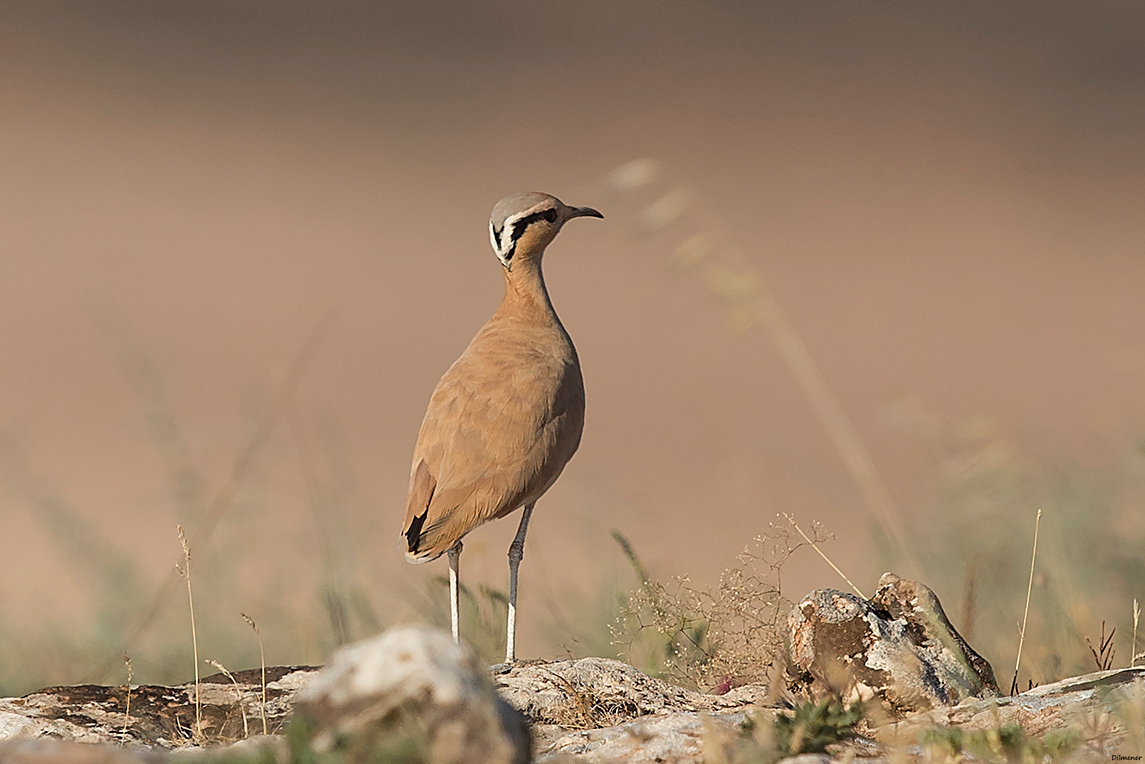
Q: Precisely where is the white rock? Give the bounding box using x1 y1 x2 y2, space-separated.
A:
294 624 529 764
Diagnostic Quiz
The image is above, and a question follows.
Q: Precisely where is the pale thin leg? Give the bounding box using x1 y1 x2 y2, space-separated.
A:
505 503 535 663
448 541 462 645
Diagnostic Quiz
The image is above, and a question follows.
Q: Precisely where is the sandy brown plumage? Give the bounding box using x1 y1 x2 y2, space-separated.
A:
403 288 584 560
401 192 598 564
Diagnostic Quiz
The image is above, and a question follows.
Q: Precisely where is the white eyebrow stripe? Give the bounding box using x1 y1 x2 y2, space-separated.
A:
502 210 531 244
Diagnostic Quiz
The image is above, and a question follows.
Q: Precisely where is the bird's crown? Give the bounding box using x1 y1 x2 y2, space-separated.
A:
489 192 602 269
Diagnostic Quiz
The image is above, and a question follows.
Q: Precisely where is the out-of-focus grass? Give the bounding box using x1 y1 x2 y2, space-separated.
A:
878 399 1145 688
3 163 1144 705
0 296 635 694
592 159 1145 691
0 301 386 695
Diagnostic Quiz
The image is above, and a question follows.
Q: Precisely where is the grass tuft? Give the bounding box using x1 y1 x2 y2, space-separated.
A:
773 696 865 756
919 723 1080 763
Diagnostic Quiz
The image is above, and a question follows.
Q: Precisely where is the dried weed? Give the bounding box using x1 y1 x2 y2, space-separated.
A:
613 520 830 690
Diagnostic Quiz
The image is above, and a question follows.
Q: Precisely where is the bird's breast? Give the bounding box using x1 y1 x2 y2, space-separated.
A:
416 314 583 478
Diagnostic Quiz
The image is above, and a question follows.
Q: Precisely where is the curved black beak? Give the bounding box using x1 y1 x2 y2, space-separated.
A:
567 205 604 220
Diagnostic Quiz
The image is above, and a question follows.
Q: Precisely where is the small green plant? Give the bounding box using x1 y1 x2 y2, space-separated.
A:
919 724 1081 763
772 696 864 756
281 717 429 764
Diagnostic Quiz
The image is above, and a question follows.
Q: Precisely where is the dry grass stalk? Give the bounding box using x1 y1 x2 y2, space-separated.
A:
206 659 248 739
121 653 133 743
783 513 865 599
1010 508 1041 696
1133 599 1140 668
175 525 202 741
241 612 268 735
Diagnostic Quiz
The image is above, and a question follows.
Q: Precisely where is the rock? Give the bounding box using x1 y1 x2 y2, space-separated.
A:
786 573 997 716
293 624 530 764
895 666 1145 753
0 643 1142 763
534 707 765 764
492 657 766 762
871 574 997 695
0 737 164 763
0 666 319 747
495 657 765 728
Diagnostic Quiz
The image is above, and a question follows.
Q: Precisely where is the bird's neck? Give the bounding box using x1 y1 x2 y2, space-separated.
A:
500 256 556 320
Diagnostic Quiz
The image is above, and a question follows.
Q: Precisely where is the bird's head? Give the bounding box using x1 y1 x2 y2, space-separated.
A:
489 192 603 270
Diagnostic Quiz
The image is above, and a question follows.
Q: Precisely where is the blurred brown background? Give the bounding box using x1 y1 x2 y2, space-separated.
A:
1 1 1144 692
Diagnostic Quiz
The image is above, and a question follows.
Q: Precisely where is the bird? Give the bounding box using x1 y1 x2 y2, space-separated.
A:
401 191 602 663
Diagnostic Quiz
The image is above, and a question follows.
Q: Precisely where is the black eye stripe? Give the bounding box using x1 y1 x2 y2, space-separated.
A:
509 208 558 243
491 223 503 249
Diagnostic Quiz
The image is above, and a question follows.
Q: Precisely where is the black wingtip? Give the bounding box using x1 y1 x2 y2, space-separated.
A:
405 510 428 554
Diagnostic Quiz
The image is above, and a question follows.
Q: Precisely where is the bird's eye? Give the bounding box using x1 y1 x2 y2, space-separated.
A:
541 209 558 224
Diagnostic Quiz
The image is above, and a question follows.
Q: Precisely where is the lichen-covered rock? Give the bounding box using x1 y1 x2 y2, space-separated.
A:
534 707 764 764
786 573 997 716
901 666 1145 736
0 666 317 747
494 657 764 728
0 649 1142 762
293 624 530 764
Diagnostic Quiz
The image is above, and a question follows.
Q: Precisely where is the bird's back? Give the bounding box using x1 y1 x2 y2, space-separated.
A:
403 301 584 561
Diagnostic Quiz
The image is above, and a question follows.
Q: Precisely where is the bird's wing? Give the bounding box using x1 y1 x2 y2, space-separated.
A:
401 334 582 561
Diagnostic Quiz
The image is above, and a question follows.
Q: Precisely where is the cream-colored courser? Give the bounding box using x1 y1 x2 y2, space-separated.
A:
401 192 602 662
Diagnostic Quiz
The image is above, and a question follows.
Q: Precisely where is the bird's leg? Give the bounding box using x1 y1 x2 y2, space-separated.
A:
448 541 463 645
505 503 535 663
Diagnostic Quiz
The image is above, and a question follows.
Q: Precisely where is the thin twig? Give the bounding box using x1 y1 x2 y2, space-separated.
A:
1010 508 1041 695
783 513 865 599
1085 621 1116 671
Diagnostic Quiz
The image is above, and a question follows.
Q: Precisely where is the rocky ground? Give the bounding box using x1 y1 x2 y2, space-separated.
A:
1 577 1142 762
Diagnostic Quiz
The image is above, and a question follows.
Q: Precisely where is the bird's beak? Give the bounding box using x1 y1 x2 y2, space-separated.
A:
567 205 604 220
